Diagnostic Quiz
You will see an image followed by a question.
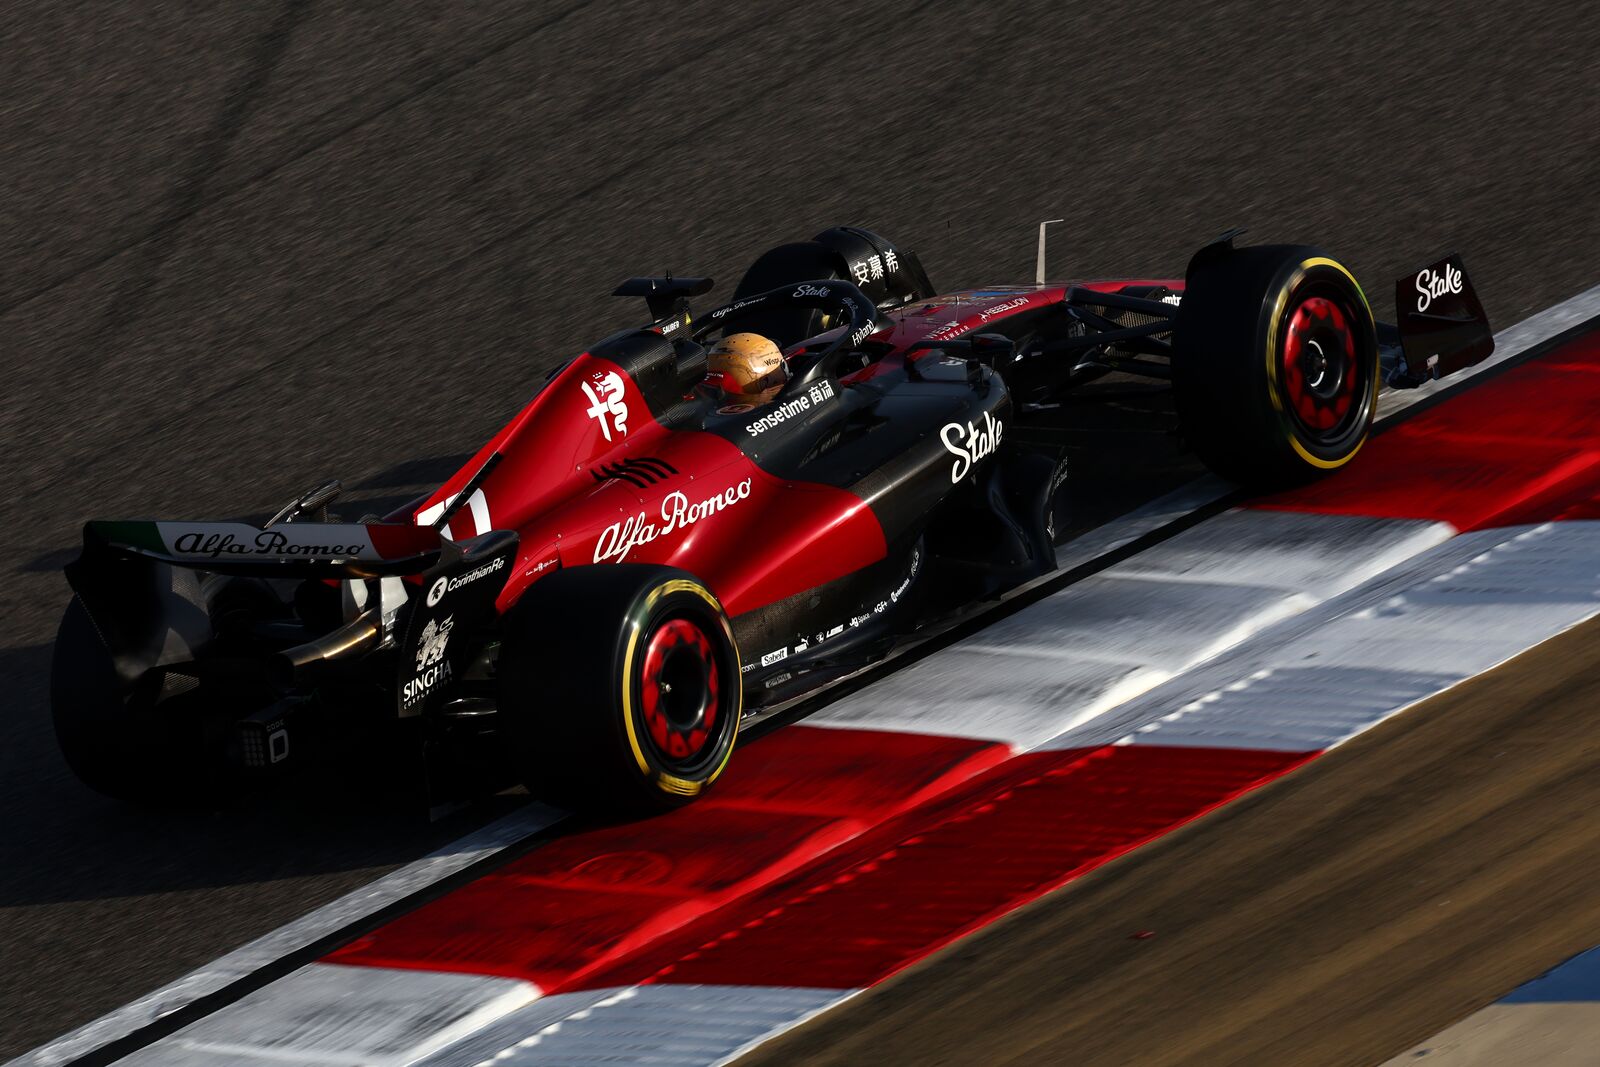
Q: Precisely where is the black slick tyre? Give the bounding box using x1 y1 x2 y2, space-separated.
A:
1173 244 1379 488
497 565 742 813
51 598 217 804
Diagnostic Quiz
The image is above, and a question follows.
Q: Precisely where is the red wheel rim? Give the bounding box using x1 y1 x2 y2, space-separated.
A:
639 617 721 765
1282 296 1359 433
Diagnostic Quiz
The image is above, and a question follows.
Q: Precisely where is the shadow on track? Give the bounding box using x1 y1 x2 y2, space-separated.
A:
0 449 499 911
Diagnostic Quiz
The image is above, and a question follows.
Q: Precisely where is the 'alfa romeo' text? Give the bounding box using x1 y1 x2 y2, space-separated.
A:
593 479 754 563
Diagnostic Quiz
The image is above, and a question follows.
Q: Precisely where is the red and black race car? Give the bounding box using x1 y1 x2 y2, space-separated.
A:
53 226 1493 810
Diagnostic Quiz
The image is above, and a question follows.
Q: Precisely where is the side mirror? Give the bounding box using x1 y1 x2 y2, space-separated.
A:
904 332 1016 379
966 332 1017 365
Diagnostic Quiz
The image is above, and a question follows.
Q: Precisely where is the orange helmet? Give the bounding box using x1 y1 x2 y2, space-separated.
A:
707 333 787 402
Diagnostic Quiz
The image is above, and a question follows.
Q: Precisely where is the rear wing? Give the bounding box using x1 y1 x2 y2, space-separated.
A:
1388 253 1494 385
66 519 520 693
78 520 444 579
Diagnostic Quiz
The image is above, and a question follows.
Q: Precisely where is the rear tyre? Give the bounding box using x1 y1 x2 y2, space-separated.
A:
1172 244 1379 488
497 566 742 813
731 241 847 348
51 599 219 804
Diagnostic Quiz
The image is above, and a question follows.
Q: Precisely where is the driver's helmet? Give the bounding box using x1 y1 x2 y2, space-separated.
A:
707 332 788 404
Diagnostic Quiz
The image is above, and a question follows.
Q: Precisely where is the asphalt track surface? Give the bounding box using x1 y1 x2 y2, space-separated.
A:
2 0 1598 1058
742 611 1600 1067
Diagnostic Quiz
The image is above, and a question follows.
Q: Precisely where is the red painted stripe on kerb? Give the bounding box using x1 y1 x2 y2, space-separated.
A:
584 745 1311 990
1255 332 1600 529
326 737 1307 993
324 727 1009 989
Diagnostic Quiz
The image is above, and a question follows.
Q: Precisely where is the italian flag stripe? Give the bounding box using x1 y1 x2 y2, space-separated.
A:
88 521 167 555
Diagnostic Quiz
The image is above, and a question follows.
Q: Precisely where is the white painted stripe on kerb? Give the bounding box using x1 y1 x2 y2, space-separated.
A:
13 284 1600 1067
810 512 1452 747
6 803 563 1067
111 964 538 1067
110 979 846 1067
412 985 847 1067
1054 520 1600 752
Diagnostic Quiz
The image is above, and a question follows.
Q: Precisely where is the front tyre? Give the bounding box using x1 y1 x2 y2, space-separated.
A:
1173 244 1379 488
497 566 742 813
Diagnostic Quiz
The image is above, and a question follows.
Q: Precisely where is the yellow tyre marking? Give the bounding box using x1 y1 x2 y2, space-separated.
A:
1264 257 1376 470
619 578 742 794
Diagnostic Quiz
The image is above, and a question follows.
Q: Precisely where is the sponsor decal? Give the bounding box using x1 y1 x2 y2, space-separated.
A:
416 615 454 670
741 662 756 674
660 319 679 334
764 671 794 689
403 614 456 709
889 545 922 604
978 297 1029 321
169 528 367 561
760 647 788 667
719 403 755 415
593 478 754 563
793 638 809 654
1415 262 1463 312
793 283 833 299
746 393 812 436
97 520 446 566
403 659 452 708
1048 456 1071 496
429 555 507 606
941 410 1004 482
928 320 967 342
1161 293 1182 306
849 320 876 346
816 549 922 642
847 251 896 286
580 370 630 441
742 382 836 438
709 297 759 321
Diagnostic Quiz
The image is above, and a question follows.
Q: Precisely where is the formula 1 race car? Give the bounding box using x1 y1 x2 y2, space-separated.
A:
53 225 1493 811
